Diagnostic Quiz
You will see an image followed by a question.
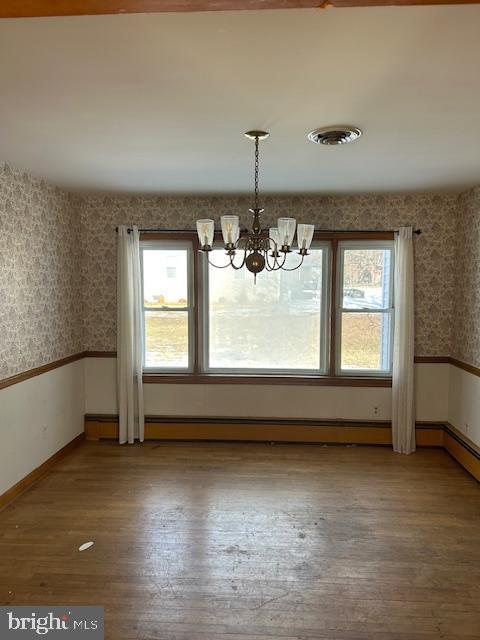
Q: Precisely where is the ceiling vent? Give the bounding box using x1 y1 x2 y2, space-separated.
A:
307 126 362 146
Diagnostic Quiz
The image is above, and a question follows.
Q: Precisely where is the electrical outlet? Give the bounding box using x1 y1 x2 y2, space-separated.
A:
373 406 379 417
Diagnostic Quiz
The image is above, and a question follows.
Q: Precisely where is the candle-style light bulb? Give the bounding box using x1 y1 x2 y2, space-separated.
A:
296 224 315 254
221 215 239 248
196 219 214 250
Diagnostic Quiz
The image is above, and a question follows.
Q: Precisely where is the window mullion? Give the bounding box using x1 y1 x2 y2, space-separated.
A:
144 307 190 312
339 308 392 313
329 238 339 377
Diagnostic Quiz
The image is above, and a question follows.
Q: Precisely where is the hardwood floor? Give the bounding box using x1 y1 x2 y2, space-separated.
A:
1 442 479 640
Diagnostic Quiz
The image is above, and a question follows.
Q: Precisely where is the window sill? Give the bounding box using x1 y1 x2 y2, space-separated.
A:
142 373 392 388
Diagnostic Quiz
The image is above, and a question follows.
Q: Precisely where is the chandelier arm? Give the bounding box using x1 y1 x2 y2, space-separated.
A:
260 238 274 272
264 251 273 271
278 253 306 272
265 246 282 271
272 250 288 270
229 249 248 271
228 237 249 270
265 238 287 270
264 250 276 272
206 253 236 269
268 236 278 252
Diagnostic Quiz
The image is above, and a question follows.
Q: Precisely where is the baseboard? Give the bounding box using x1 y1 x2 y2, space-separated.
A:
443 423 480 482
1 420 476 513
84 415 444 447
0 433 85 511
84 414 480 481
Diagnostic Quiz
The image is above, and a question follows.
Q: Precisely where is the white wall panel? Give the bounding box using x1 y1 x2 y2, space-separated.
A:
448 365 480 446
84 358 449 423
0 360 85 496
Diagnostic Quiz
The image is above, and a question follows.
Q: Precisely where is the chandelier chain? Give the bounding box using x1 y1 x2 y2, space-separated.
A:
254 134 259 210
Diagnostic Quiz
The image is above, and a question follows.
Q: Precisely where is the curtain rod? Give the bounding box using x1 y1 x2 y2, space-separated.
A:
116 227 422 235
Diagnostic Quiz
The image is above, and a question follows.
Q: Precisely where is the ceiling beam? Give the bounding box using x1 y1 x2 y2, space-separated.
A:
330 0 479 5
0 0 478 18
0 1 318 18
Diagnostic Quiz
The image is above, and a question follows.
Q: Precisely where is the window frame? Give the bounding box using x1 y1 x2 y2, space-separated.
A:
200 240 331 376
141 237 196 374
335 239 395 377
139 231 395 385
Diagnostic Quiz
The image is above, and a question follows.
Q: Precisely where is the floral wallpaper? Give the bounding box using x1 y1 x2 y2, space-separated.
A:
1 158 470 380
80 192 458 357
453 188 480 368
0 163 83 380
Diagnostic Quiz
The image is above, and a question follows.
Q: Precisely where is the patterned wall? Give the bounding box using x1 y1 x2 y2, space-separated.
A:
80 192 458 357
0 164 83 379
1 159 467 377
454 188 480 367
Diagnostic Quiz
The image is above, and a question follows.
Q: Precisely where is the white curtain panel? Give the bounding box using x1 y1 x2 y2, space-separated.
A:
392 227 415 454
117 226 145 444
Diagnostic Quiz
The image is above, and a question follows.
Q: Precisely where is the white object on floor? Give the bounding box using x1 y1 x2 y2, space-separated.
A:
78 541 94 552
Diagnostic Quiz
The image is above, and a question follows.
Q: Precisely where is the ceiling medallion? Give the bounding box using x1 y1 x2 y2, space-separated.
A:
196 131 315 282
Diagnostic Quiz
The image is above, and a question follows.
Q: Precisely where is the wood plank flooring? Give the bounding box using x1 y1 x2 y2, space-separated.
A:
0 442 479 640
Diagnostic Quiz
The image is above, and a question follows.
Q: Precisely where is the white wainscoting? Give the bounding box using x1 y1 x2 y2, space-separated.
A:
448 364 480 447
0 360 85 496
84 358 449 423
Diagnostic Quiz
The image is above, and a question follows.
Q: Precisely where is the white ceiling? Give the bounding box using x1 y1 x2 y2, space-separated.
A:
0 6 480 195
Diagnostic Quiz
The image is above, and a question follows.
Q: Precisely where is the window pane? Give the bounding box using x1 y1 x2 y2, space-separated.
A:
342 248 392 309
208 249 324 370
143 249 189 308
341 312 391 371
142 245 191 370
144 310 189 368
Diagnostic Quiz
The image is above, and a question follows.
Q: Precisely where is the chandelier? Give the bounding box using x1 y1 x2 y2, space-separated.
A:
195 131 315 281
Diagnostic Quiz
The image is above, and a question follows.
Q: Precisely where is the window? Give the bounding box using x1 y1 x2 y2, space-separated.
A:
203 245 329 373
141 241 194 371
140 234 394 380
337 241 394 375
